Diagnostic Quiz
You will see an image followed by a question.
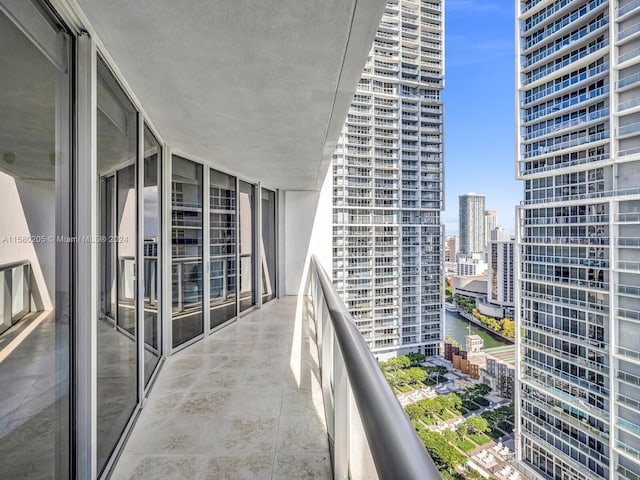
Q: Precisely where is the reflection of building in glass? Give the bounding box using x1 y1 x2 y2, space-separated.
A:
332 0 444 359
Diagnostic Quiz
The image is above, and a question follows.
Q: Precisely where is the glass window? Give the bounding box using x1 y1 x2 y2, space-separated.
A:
0 5 71 478
171 156 203 347
239 181 255 312
261 188 277 303
97 57 138 474
210 169 236 328
143 126 161 384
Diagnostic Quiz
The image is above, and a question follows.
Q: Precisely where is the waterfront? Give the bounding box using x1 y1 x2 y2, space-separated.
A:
445 309 511 350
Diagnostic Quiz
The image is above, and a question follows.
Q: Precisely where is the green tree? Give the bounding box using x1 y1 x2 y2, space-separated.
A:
387 355 411 371
465 416 489 434
434 395 451 415
404 404 424 422
419 431 466 472
407 352 426 366
406 367 427 384
442 428 456 445
418 398 438 419
448 392 462 412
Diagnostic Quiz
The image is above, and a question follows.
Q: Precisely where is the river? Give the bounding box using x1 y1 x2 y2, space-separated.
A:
444 309 512 350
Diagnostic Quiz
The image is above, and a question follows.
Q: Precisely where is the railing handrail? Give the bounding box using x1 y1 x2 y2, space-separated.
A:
309 255 440 479
0 259 30 272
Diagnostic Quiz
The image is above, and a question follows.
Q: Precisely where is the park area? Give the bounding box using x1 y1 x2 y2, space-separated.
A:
379 353 516 478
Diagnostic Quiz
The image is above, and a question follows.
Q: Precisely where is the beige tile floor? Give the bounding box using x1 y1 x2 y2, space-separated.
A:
111 296 332 480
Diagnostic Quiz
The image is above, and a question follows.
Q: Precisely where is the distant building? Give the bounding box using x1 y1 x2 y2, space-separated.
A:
466 334 484 353
487 238 515 314
484 210 497 248
456 252 488 276
459 193 485 254
480 346 515 400
490 226 511 242
452 275 487 301
445 235 459 262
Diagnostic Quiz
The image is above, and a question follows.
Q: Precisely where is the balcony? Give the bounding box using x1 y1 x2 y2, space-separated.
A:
111 258 440 479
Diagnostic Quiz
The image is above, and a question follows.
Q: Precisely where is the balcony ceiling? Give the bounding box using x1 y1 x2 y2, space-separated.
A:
77 0 385 190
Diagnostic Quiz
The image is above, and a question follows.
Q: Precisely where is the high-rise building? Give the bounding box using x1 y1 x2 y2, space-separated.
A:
446 235 460 262
484 210 498 247
516 2 640 479
332 0 444 359
459 193 485 254
487 239 514 310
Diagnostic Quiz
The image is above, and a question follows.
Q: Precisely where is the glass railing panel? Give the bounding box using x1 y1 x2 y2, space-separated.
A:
618 0 640 18
309 256 440 479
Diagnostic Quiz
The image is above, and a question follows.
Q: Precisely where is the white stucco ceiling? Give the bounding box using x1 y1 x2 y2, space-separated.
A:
76 0 385 190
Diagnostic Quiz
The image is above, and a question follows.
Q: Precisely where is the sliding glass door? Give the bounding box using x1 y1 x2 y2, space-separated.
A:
143 126 162 384
96 57 138 475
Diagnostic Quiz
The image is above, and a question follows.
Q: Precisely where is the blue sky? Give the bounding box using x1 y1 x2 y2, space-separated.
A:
442 0 519 236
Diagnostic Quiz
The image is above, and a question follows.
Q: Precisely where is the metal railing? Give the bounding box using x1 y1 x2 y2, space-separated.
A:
307 256 440 479
0 260 31 335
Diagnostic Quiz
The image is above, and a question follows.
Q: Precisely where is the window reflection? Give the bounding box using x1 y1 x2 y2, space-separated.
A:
239 182 255 312
172 156 203 347
261 189 276 303
210 170 236 328
0 6 71 478
143 126 161 384
96 57 138 474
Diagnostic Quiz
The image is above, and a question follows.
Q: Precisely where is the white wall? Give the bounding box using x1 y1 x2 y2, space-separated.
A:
282 169 333 296
0 173 54 310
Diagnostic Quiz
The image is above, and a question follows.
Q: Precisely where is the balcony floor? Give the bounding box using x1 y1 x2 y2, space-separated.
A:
112 296 331 480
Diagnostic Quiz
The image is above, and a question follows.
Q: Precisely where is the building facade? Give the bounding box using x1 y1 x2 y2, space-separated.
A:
332 0 445 358
456 253 488 276
485 209 498 248
488 239 515 309
446 234 460 262
459 193 486 254
516 1 640 479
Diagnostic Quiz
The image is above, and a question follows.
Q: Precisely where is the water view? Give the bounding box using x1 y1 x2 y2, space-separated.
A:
444 309 512 350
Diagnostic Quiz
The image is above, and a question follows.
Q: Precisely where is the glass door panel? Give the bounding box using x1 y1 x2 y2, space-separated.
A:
0 5 71 477
261 188 276 303
96 57 138 475
101 176 116 320
143 126 161 384
171 156 203 347
239 181 255 312
116 165 136 335
210 169 236 328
